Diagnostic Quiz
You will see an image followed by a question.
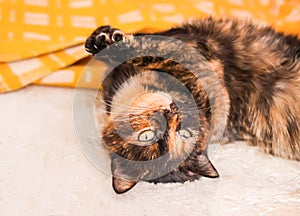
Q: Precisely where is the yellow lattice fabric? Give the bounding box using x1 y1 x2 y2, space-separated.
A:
1 0 300 92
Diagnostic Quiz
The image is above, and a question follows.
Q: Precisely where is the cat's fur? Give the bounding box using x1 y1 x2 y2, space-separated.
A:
85 17 300 194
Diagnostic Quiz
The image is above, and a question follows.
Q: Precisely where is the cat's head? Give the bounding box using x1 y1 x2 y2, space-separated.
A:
99 71 218 194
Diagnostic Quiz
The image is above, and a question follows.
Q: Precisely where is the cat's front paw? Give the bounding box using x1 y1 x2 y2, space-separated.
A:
85 25 125 55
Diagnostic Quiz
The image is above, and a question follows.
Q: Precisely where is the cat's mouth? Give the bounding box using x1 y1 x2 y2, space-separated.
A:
128 91 174 115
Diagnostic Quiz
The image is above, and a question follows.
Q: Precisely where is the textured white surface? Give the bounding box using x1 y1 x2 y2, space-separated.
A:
0 85 299 216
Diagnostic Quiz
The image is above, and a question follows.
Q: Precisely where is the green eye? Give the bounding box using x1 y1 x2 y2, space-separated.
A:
178 129 192 138
138 130 155 142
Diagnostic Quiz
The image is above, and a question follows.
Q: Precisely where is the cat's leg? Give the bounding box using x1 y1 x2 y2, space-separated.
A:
85 25 128 55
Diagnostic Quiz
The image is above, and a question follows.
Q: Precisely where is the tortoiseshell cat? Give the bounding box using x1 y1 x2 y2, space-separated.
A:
85 17 300 194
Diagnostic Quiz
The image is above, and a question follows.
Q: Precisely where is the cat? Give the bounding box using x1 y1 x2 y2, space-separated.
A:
85 17 300 194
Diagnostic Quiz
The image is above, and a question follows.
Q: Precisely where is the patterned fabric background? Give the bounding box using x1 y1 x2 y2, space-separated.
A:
1 0 300 92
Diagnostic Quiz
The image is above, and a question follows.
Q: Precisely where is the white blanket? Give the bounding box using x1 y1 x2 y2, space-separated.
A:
0 86 299 215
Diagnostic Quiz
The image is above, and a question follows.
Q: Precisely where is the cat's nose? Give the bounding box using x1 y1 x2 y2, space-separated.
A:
169 102 179 113
164 102 180 117
164 103 181 131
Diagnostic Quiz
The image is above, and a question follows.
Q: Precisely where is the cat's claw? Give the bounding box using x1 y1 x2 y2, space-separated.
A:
85 25 126 55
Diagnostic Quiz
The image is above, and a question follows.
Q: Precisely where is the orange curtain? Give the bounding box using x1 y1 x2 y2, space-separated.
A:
1 0 299 92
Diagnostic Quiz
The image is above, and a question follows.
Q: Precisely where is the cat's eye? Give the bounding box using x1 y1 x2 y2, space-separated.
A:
178 129 192 138
112 30 124 42
138 129 155 142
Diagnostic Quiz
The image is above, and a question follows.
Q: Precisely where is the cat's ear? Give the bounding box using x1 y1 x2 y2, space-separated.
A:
197 154 219 178
112 176 137 194
111 157 138 194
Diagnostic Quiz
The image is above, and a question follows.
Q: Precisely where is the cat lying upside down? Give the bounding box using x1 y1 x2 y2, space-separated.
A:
85 17 300 194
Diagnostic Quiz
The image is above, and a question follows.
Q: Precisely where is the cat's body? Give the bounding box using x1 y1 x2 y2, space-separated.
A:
85 17 300 194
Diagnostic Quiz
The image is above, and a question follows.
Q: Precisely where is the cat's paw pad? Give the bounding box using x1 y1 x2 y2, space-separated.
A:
85 25 125 55
111 30 125 43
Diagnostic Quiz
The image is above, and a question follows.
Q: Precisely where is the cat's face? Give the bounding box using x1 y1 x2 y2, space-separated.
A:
103 92 200 157
99 72 218 193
